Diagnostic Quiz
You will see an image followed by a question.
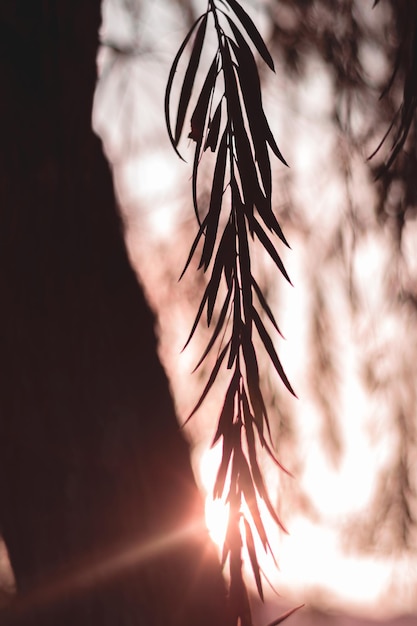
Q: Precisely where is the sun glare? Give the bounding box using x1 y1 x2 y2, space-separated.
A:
198 433 415 618
198 445 280 585
198 445 229 549
205 498 230 549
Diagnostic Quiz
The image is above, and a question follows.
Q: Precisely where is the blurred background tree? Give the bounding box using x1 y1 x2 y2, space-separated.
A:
94 0 417 623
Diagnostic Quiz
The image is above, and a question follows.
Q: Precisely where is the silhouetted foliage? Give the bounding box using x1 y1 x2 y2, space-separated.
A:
163 0 417 620
165 2 298 624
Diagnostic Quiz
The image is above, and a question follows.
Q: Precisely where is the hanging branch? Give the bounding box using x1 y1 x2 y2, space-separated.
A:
166 2 300 624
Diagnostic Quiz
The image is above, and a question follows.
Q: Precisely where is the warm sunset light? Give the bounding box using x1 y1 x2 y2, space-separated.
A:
93 1 417 620
200 446 230 549
0 518 213 621
2 2 417 626
197 434 416 619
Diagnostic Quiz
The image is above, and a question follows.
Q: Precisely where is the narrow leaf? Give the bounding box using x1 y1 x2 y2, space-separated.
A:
252 307 296 397
235 191 253 326
243 404 287 534
182 285 210 351
232 116 259 211
192 137 204 225
205 101 222 152
179 213 209 280
213 433 234 498
237 448 269 548
186 340 231 421
193 285 232 372
175 13 208 145
259 205 291 248
227 273 242 369
212 366 240 445
249 406 292 476
252 276 283 336
206 221 233 325
225 0 275 71
165 13 207 159
250 217 292 284
244 518 264 600
189 55 218 143
189 56 218 224
241 330 267 434
264 111 288 166
200 130 228 270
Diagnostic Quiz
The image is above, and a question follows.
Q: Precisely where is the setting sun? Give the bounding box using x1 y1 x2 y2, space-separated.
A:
199 445 229 549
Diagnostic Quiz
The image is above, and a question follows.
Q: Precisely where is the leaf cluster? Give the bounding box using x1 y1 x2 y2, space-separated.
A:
166 2 297 624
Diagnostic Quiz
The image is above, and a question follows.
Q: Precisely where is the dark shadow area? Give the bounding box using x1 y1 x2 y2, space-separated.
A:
0 2 231 624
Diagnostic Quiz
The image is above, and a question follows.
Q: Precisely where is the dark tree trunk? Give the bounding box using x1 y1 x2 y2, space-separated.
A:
0 2 230 624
